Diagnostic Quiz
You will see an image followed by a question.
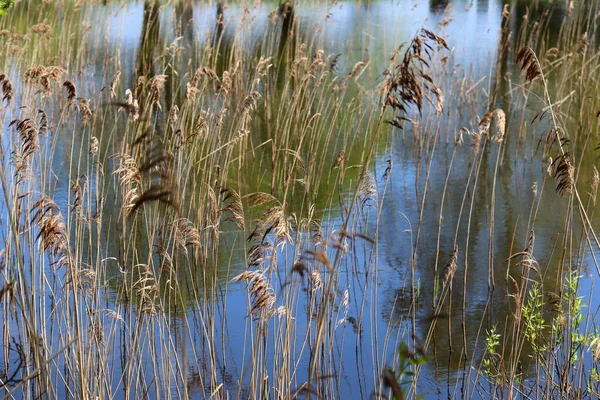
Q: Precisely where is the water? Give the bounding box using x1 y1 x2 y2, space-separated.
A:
1 0 596 399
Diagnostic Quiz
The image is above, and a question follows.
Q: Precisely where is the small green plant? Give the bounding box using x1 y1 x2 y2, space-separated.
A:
566 271 585 364
483 326 502 383
523 282 547 354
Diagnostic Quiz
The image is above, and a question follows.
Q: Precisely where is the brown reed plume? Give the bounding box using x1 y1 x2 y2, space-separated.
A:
63 80 77 107
173 218 201 255
440 245 458 288
479 109 506 143
10 118 40 160
384 28 448 130
0 74 13 105
70 179 83 218
24 65 66 95
516 47 542 83
507 231 541 280
516 46 575 198
31 196 71 268
148 74 167 110
244 192 291 246
231 269 276 319
101 71 121 98
551 151 575 197
219 188 245 230
38 109 48 134
113 153 142 213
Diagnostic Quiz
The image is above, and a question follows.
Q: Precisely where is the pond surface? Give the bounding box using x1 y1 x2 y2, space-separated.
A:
1 0 598 399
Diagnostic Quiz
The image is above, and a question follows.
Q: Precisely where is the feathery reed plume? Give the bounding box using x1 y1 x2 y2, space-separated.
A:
246 234 274 269
10 118 40 159
173 218 201 255
232 270 276 319
552 152 575 196
30 21 51 35
240 91 261 113
12 150 30 184
0 74 13 105
76 97 92 123
185 82 200 100
384 28 448 127
545 47 560 59
470 130 482 154
358 170 378 208
135 75 146 99
508 276 522 321
89 136 98 156
516 47 542 83
455 129 464 146
24 66 65 95
148 74 167 110
216 107 228 128
135 264 161 314
63 80 77 107
576 32 589 55
479 109 506 142
191 66 220 87
332 150 345 170
220 70 232 95
113 153 142 213
38 109 48 134
310 49 326 72
492 109 506 142
101 71 120 98
168 105 179 128
70 179 83 218
219 188 245 229
348 61 366 78
256 57 273 78
245 193 291 246
507 231 541 280
31 196 70 267
441 246 458 287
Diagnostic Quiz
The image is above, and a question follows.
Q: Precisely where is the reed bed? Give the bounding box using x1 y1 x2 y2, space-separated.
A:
0 1 600 399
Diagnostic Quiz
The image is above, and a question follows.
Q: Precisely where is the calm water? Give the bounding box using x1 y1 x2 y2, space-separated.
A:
2 0 596 399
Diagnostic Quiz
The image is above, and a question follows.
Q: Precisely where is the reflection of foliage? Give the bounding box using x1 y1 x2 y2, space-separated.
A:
0 0 13 15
